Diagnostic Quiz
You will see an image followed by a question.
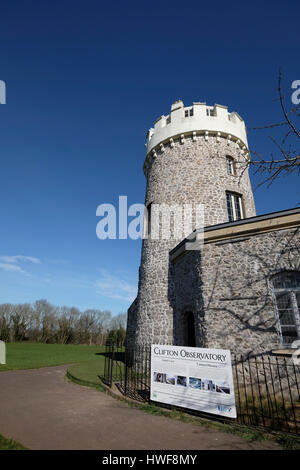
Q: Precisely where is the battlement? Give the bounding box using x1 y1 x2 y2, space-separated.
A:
145 100 248 157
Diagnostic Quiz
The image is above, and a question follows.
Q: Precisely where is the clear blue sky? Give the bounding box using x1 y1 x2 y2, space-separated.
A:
0 0 299 315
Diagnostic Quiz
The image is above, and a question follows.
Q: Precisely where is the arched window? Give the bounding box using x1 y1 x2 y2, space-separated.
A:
271 271 300 347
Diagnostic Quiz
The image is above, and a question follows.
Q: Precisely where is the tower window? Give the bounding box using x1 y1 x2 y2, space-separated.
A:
226 192 243 222
271 271 300 346
147 203 152 236
143 203 152 238
185 109 193 117
206 108 215 116
226 156 235 175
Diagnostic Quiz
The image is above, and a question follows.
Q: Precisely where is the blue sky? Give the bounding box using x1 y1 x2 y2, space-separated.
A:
0 0 299 315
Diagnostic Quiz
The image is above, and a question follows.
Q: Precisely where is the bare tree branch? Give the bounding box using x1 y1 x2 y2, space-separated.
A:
237 70 300 189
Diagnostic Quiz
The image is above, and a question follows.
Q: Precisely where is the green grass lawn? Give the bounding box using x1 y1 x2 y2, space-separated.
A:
0 342 106 372
67 347 125 388
0 433 27 450
67 360 107 388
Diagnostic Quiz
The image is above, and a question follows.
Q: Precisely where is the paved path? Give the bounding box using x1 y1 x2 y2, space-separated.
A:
0 366 279 450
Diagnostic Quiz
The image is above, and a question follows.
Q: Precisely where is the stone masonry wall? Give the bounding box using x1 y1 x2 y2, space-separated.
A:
126 134 256 347
172 227 300 355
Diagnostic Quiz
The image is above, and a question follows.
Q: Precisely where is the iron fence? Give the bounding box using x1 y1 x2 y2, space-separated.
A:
102 343 300 435
102 342 125 387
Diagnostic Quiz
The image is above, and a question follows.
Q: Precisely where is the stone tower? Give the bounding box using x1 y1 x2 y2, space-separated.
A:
126 100 256 347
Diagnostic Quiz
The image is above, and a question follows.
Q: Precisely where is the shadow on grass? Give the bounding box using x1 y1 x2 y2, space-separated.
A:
95 351 125 362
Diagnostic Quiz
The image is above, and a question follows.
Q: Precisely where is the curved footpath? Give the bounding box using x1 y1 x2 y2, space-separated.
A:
0 365 279 450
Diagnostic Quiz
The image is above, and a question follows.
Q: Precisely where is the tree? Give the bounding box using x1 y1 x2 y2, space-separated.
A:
10 303 32 342
109 312 127 330
107 328 118 345
0 304 13 341
107 313 127 347
33 299 58 343
0 299 114 345
243 70 300 188
57 306 80 344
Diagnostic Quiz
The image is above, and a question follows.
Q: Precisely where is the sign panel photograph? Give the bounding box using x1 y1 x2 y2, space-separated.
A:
151 345 236 418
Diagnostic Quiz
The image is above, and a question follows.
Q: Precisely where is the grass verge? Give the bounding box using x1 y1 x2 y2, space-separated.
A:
66 360 106 389
0 433 27 450
128 402 300 448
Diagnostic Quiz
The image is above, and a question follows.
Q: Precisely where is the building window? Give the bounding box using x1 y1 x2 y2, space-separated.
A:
185 109 193 117
147 203 152 235
271 271 300 347
226 156 235 175
206 108 215 116
145 203 152 237
226 192 243 222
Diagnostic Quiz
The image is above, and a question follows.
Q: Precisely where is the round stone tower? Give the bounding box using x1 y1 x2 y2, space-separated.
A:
126 100 256 347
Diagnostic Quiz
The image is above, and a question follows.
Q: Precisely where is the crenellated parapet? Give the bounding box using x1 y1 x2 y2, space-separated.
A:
144 100 249 175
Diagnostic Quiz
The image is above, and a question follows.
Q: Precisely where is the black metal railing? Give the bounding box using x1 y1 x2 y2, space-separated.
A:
232 354 299 433
102 342 125 387
102 343 300 435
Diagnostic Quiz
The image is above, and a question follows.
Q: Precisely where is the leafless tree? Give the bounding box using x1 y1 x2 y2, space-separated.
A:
0 299 115 345
33 299 58 343
76 309 111 345
109 312 127 330
0 304 14 341
243 70 300 188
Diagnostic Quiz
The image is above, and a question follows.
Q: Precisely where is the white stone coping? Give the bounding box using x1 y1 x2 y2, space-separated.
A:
145 100 248 159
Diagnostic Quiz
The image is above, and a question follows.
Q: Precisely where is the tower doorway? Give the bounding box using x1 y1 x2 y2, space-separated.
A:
184 311 196 347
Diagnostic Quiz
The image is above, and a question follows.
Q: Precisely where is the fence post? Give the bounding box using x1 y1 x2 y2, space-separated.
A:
109 343 115 387
124 347 128 396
